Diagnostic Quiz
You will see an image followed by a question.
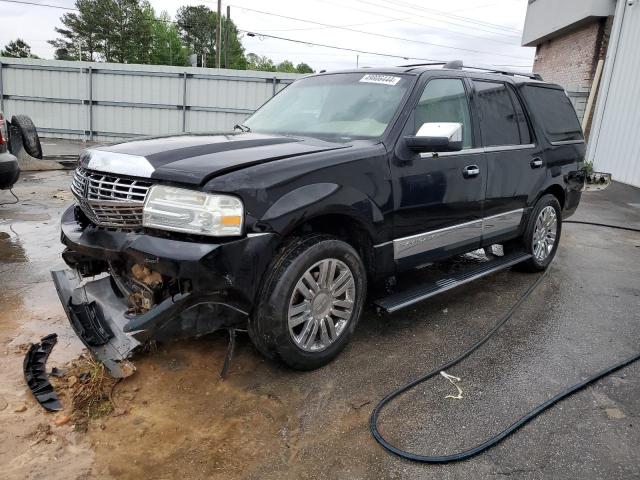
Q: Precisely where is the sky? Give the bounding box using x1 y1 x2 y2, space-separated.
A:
0 0 535 72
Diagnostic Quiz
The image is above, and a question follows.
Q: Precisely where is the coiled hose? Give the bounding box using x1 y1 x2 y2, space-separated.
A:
370 220 640 463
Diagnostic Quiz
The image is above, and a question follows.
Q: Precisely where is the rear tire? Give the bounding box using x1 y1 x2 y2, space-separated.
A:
248 234 367 370
11 115 42 159
506 194 562 272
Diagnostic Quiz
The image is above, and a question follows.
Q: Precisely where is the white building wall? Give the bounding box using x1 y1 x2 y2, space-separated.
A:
522 0 616 46
588 1 640 187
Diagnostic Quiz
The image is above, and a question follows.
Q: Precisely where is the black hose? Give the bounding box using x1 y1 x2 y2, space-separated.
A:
0 188 19 206
565 219 640 233
370 221 640 463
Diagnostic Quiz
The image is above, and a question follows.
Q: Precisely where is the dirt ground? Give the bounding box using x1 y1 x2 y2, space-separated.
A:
1 167 639 480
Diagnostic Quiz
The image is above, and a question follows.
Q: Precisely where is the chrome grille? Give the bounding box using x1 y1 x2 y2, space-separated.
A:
71 167 153 229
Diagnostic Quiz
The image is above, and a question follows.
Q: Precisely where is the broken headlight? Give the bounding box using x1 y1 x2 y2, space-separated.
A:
143 185 243 236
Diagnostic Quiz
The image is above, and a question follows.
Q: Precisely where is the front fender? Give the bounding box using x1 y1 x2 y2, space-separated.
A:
260 182 384 238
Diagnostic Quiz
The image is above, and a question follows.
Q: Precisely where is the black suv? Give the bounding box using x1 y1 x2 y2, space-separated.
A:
52 64 587 377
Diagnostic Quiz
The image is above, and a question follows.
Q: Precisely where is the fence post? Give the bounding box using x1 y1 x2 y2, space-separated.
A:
272 75 277 96
0 62 3 113
88 66 93 140
182 72 187 132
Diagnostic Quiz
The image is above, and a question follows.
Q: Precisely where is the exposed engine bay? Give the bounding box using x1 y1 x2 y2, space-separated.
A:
108 261 189 315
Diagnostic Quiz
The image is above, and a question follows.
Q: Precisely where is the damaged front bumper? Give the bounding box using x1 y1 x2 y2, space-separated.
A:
52 269 140 377
53 205 280 377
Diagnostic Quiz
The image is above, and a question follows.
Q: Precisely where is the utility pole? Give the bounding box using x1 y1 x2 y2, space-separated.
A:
216 0 222 68
224 5 231 69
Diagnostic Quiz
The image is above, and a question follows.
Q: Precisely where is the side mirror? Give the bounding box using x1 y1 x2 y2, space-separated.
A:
404 122 463 153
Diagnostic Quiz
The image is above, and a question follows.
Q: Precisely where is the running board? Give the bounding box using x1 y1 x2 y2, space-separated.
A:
375 251 532 313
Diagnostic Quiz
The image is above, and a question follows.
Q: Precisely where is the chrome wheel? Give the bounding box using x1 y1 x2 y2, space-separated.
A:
532 206 557 261
287 258 356 352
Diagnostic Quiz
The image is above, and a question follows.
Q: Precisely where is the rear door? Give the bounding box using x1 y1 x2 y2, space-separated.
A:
390 76 486 269
470 79 545 245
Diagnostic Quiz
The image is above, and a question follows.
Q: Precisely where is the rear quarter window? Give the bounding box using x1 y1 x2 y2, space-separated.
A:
522 85 584 143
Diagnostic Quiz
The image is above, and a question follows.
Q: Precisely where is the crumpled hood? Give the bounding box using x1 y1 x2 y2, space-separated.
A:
79 132 349 185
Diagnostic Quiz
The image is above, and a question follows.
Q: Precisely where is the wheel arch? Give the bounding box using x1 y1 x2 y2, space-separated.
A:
538 183 566 210
259 183 383 276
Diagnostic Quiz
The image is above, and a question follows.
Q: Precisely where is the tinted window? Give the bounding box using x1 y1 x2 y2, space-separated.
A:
413 78 473 149
507 87 532 144
522 85 584 143
473 81 522 147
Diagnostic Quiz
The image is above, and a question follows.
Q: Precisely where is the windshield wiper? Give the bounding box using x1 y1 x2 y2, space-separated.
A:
233 124 251 132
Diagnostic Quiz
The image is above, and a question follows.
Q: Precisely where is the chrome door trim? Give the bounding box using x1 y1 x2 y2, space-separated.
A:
550 139 585 146
420 144 535 158
393 218 482 260
420 147 484 158
482 208 524 237
392 208 524 260
484 143 535 153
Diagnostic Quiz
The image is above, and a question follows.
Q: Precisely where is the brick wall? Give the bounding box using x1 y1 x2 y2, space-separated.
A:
532 17 612 137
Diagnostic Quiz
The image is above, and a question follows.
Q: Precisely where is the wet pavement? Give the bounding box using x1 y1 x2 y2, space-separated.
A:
0 169 638 480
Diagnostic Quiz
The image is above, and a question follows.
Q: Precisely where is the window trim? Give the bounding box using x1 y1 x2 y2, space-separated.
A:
405 75 477 150
471 79 537 149
425 143 535 158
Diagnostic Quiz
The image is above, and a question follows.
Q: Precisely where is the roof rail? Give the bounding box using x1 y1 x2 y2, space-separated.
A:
398 60 542 80
462 64 543 81
400 62 447 71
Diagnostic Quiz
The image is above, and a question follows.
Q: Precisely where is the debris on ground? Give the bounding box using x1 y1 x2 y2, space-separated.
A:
50 367 66 378
440 371 464 400
54 414 72 426
14 404 28 413
23 333 62 411
61 353 121 432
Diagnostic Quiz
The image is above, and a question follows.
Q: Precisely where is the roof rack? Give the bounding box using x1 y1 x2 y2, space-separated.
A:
399 60 543 81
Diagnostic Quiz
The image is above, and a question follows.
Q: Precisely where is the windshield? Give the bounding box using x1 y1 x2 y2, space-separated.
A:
243 73 411 140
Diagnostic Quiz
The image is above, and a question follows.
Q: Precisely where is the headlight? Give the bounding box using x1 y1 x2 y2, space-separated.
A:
143 185 243 236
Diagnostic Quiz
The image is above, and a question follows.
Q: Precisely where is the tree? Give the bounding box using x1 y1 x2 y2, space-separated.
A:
295 62 314 74
221 15 246 69
1 39 38 58
246 53 275 72
49 0 156 63
149 12 190 66
276 60 296 73
101 0 155 63
175 5 245 69
48 0 105 61
175 5 216 68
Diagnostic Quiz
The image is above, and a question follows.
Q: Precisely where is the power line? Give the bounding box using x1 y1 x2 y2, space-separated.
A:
247 15 412 33
241 30 444 62
379 0 523 33
231 5 530 60
311 0 520 45
0 0 440 63
2 0 533 69
0 0 74 10
350 0 522 38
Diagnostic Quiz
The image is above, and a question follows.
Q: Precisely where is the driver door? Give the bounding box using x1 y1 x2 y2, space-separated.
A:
390 76 486 270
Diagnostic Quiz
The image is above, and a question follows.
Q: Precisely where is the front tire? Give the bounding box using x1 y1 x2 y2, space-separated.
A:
507 194 562 272
248 235 367 370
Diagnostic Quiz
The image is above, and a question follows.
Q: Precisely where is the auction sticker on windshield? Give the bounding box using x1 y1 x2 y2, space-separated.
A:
359 74 402 86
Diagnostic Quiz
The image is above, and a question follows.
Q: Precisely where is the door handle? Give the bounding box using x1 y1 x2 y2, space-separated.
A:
463 165 480 178
530 157 543 169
